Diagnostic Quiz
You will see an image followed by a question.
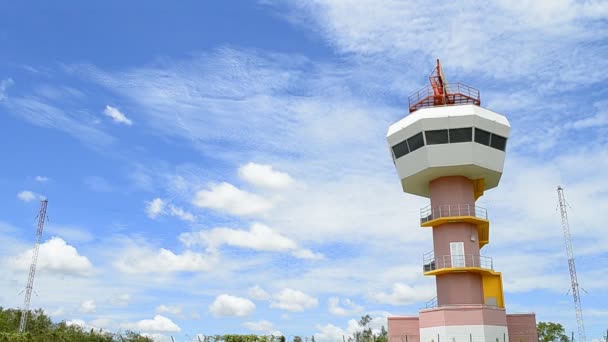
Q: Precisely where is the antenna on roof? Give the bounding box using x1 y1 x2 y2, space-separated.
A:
408 59 480 113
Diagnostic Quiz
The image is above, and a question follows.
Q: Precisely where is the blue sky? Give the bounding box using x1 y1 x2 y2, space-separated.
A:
1 1 608 341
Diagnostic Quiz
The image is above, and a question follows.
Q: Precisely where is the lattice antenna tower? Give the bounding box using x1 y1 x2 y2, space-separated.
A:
18 199 48 333
556 186 585 342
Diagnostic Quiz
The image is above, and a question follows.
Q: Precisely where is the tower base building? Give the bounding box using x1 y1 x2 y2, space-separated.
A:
386 61 537 342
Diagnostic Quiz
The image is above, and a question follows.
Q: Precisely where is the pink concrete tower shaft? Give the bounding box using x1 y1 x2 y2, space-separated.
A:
429 176 483 306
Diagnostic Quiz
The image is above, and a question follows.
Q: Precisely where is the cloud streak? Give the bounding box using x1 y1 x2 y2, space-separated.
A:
103 105 133 125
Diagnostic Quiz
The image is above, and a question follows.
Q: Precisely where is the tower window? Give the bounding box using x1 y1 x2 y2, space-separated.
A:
407 132 425 152
392 127 505 160
392 139 410 159
490 134 507 151
474 128 491 146
425 130 449 145
449 127 473 143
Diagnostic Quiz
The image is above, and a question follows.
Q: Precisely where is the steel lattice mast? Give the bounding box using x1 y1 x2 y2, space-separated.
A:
557 186 585 342
18 199 48 333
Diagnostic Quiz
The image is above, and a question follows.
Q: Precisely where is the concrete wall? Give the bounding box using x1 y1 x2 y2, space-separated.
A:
388 316 420 342
506 314 538 342
387 310 536 342
420 324 508 342
436 272 484 305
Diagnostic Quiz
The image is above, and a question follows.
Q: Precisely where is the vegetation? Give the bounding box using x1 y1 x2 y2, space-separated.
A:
209 336 285 342
537 322 570 342
1 309 392 342
206 315 388 342
350 315 387 342
0 307 152 342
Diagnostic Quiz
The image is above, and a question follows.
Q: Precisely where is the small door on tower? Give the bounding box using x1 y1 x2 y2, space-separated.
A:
450 241 465 267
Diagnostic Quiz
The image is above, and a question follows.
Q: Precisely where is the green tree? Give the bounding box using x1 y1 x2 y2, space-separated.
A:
375 326 388 342
294 336 303 342
355 315 373 342
0 307 153 342
537 322 570 342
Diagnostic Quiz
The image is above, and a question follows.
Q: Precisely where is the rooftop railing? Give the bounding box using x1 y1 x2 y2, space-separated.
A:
408 82 481 113
425 296 438 309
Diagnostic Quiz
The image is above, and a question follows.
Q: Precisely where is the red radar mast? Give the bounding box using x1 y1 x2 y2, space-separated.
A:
408 59 480 113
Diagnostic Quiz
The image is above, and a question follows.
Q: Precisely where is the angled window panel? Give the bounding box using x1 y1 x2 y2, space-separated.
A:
449 127 472 143
474 128 491 146
425 129 449 145
407 132 425 152
490 134 507 151
392 139 410 159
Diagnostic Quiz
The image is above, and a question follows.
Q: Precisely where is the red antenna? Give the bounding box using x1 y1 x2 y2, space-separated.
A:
429 59 446 103
408 59 480 113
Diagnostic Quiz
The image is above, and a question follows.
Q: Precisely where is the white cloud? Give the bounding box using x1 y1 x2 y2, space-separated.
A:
65 319 86 328
0 78 14 101
146 198 165 219
103 105 132 125
111 294 131 306
328 297 363 316
121 315 181 333
248 285 271 301
315 323 349 342
280 1 608 86
209 294 255 317
364 313 390 333
80 299 96 313
316 314 388 341
35 176 49 182
8 237 93 276
179 223 322 260
114 246 215 273
47 307 65 317
291 248 324 260
193 182 273 216
239 162 294 190
315 319 361 341
156 304 182 315
184 223 294 251
244 320 282 335
17 190 36 202
567 105 608 129
168 204 195 222
369 283 435 305
270 288 318 312
142 333 172 342
146 198 195 222
260 176 428 246
17 190 43 202
5 96 114 147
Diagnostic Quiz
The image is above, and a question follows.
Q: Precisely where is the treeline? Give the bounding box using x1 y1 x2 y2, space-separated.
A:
208 315 388 342
205 336 284 342
0 307 152 341
1 308 390 342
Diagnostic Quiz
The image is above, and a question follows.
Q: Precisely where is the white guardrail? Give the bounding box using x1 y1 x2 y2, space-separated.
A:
423 253 493 272
420 203 487 224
